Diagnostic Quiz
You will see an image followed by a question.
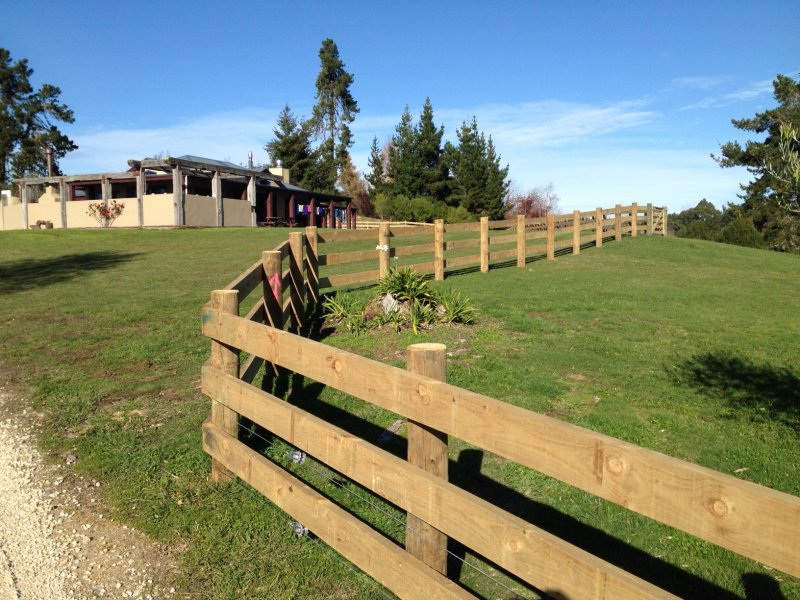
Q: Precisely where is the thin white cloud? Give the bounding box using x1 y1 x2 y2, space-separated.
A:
680 79 773 111
354 100 658 150
723 79 774 101
62 108 280 173
671 76 730 90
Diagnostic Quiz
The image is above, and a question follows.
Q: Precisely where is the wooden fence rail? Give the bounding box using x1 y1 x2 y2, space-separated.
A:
310 203 665 291
199 201 799 598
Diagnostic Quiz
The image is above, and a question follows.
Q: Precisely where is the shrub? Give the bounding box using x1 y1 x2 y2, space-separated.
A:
718 218 766 249
322 293 368 334
377 268 435 305
436 289 478 324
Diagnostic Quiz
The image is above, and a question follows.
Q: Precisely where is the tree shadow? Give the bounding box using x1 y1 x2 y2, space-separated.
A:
0 251 142 294
677 352 799 431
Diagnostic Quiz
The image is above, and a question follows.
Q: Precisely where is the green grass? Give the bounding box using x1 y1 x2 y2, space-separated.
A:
0 228 797 599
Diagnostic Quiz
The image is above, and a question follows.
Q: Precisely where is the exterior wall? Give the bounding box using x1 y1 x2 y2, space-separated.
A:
0 205 23 230
66 201 103 228
185 194 217 227
142 194 176 226
222 198 252 227
112 198 140 227
28 202 63 228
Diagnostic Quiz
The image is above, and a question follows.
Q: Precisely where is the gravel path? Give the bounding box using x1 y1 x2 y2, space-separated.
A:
0 390 179 600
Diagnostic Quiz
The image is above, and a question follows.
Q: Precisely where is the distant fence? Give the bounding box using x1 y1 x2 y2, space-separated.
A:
200 202 798 598
308 203 666 290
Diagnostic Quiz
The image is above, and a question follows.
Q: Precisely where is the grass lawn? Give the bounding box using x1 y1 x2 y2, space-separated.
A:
0 228 797 599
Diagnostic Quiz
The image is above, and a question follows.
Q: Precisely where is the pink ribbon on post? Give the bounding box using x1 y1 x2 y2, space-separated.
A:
269 272 282 301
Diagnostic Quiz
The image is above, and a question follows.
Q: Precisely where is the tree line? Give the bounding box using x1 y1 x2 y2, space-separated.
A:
5 41 798 251
265 39 512 223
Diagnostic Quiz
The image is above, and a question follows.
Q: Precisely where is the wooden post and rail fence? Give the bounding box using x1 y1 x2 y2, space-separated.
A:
243 203 668 292
200 202 798 598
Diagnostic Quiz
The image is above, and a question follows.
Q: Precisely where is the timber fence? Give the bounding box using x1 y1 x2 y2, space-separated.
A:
305 203 667 291
200 202 799 599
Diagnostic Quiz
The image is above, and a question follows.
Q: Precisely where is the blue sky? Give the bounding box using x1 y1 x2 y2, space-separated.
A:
5 0 799 212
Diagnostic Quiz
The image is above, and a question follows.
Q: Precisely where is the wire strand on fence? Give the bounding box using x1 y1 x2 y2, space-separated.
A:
232 417 536 600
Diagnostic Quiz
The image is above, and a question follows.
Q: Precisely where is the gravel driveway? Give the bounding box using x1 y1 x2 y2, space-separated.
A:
0 390 179 600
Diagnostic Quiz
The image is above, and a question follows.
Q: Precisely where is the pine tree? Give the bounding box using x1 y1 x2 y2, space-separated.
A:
309 39 359 193
447 118 487 213
715 73 800 214
446 118 509 218
264 104 321 189
715 72 800 251
484 136 510 218
366 136 386 194
386 106 419 198
415 97 448 201
1 48 76 183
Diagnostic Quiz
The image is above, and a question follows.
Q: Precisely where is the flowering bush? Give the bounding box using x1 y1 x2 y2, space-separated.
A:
87 200 125 227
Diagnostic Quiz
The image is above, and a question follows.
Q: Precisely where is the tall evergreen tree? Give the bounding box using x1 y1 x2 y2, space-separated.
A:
386 106 419 198
446 117 509 218
715 73 800 213
309 39 359 192
415 97 448 201
1 48 76 184
484 136 510 217
715 73 800 251
366 136 386 193
264 104 321 189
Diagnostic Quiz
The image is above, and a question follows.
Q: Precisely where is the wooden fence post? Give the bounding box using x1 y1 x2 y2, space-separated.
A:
615 204 622 241
595 207 603 248
646 203 654 235
59 178 68 229
209 289 239 483
434 219 444 281
379 222 391 278
21 184 29 230
305 226 319 304
631 202 639 237
572 210 581 255
480 216 489 273
662 208 668 236
136 170 145 228
289 232 305 332
406 343 448 575
213 170 223 227
546 212 555 260
262 250 283 329
516 214 526 267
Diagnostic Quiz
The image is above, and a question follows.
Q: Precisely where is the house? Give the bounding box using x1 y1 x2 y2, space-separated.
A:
2 155 356 230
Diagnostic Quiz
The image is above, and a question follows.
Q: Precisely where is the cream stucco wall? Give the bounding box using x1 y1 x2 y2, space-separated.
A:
66 201 102 228
27 202 62 228
185 194 217 227
142 195 176 227
0 205 23 230
110 198 140 228
222 198 253 227
0 193 248 230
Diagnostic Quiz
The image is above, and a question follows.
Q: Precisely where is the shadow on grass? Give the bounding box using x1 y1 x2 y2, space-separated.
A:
0 251 141 294
450 449 782 599
241 365 769 599
678 352 799 431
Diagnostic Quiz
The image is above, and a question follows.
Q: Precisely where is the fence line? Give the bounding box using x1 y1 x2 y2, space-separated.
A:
198 202 798 597
309 203 665 291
